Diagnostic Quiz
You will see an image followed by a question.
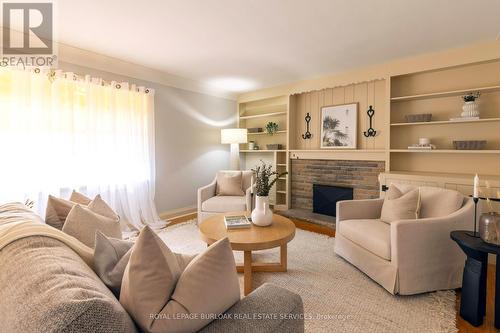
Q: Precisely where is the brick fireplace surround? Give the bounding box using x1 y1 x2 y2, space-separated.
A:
283 159 385 228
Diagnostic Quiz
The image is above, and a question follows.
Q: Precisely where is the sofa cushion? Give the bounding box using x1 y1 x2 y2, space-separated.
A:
216 171 245 196
95 231 195 298
0 236 137 333
120 227 240 333
202 195 247 212
89 194 120 221
63 204 122 248
381 186 420 223
338 219 391 260
70 190 92 205
45 195 76 229
419 186 463 218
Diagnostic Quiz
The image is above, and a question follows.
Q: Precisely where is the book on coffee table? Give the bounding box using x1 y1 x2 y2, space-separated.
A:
224 215 251 229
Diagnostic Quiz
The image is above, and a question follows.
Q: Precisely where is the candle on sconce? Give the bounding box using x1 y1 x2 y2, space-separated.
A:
473 174 479 198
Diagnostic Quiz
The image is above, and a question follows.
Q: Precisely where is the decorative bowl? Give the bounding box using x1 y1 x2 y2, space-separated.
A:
453 140 487 150
405 114 432 123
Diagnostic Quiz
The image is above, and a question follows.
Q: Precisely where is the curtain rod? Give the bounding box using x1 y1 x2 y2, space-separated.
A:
30 67 151 93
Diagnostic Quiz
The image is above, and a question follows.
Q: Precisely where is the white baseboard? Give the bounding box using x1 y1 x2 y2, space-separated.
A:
159 205 197 220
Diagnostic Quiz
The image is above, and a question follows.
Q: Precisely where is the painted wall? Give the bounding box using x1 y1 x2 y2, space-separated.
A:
59 61 237 214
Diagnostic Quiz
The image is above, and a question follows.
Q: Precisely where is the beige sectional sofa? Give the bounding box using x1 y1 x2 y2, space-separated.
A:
0 206 304 333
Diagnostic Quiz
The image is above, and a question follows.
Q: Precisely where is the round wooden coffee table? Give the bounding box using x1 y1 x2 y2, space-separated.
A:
199 212 296 295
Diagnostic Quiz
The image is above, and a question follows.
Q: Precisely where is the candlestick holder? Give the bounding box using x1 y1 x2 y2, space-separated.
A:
467 197 480 237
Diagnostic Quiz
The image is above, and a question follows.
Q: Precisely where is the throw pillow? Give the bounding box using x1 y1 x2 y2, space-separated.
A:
120 227 240 333
94 231 195 297
88 194 120 221
63 204 122 248
45 195 76 230
69 190 92 205
216 171 244 196
419 186 464 218
381 185 420 223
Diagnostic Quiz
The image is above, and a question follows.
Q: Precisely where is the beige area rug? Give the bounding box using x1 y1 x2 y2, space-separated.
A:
158 221 457 333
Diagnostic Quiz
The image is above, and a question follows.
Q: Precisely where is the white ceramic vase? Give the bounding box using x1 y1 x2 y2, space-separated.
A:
461 101 480 118
251 195 273 227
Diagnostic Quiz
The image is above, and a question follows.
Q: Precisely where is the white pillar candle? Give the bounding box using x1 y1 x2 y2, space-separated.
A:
473 174 479 198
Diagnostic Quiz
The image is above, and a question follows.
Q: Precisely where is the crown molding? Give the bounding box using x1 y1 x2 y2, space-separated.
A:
57 43 237 100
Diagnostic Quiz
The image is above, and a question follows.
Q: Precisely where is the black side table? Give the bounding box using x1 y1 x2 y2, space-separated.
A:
451 230 500 328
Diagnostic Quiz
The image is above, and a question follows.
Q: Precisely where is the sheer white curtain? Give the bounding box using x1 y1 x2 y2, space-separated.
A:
0 67 163 231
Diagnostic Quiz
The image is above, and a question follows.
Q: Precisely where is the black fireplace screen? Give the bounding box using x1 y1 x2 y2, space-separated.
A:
313 184 353 217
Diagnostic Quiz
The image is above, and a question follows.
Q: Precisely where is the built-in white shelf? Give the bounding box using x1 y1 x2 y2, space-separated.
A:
276 163 287 167
390 149 500 154
289 149 385 153
390 84 500 102
391 117 500 126
240 149 286 153
239 111 287 120
243 103 287 113
247 130 287 135
276 190 287 194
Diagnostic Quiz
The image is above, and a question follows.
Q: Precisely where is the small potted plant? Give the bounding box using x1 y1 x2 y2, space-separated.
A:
266 122 279 135
460 92 480 118
251 161 287 226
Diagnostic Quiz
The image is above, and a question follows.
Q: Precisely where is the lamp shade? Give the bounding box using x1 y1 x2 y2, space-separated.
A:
221 128 247 144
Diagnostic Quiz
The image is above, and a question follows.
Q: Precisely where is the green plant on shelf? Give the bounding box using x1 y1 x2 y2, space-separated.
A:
266 122 279 135
252 160 287 197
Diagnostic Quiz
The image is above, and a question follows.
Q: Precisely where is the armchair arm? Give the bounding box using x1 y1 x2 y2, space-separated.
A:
197 178 217 219
336 198 384 223
391 198 473 265
244 184 255 213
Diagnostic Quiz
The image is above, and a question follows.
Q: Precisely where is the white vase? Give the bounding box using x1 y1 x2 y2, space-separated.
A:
461 101 480 118
251 195 273 227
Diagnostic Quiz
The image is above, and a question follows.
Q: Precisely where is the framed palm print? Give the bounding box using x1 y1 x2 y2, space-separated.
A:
320 103 357 149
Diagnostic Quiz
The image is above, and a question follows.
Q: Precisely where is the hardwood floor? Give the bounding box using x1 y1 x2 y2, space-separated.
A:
165 212 498 332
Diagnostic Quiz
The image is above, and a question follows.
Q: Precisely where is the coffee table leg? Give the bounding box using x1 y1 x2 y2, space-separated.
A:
244 251 252 296
280 244 287 271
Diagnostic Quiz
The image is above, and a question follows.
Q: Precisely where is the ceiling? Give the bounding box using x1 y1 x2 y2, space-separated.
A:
56 0 500 94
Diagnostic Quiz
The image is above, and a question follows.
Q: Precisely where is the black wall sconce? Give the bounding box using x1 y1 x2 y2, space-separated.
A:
302 113 312 139
363 105 377 137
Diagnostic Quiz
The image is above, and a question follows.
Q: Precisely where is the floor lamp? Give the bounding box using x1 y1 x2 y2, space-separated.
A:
221 128 247 170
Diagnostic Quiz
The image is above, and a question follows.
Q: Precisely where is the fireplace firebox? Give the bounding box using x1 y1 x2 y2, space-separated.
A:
313 184 353 217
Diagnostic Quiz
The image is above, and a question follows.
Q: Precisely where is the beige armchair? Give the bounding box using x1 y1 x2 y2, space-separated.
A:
197 170 254 224
334 184 474 295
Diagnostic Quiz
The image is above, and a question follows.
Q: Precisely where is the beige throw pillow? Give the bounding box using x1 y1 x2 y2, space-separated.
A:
120 227 240 333
88 194 120 221
45 195 76 230
419 186 463 218
381 185 420 223
216 171 244 196
63 204 122 248
94 231 195 297
69 190 92 205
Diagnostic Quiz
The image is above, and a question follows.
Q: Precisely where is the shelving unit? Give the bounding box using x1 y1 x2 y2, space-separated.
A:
389 59 500 176
238 96 290 210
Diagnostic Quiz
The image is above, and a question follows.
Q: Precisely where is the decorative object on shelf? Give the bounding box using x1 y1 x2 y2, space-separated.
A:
450 116 479 122
221 128 247 170
460 92 481 118
320 103 358 149
265 122 279 135
301 113 312 139
453 140 487 150
266 144 282 150
363 105 377 137
248 141 255 150
247 127 263 133
408 137 436 150
251 161 287 227
253 144 260 150
478 180 500 244
405 113 432 123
